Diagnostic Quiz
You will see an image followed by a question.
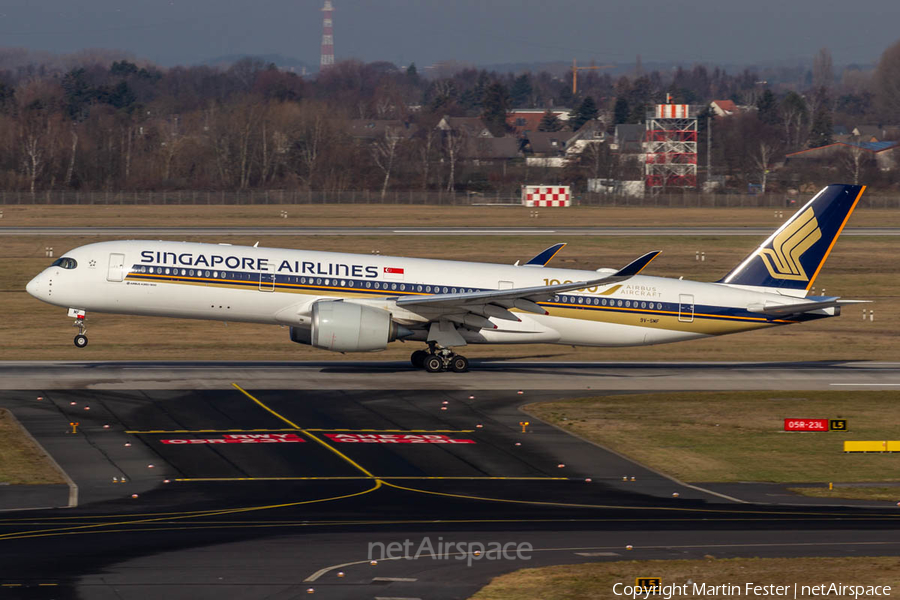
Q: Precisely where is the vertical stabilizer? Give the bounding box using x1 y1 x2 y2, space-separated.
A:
718 184 864 293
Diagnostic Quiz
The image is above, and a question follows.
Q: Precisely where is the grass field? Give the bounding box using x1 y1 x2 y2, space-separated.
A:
526 392 900 484
788 486 900 502
2 231 896 361
468 557 900 600
2 202 900 228
0 409 67 485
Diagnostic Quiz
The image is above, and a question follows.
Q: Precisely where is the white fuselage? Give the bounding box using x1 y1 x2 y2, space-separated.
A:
26 240 830 349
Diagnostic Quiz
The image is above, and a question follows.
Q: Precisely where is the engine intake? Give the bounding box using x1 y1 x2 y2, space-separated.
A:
289 300 412 352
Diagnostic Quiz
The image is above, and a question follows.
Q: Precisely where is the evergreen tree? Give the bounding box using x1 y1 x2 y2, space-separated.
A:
808 104 833 148
0 82 14 115
627 101 647 124
756 89 778 125
481 82 511 137
570 96 599 130
613 97 629 125
61 68 93 121
509 74 532 107
537 109 563 132
405 63 420 86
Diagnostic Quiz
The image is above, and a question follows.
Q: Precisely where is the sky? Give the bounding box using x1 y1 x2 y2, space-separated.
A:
1 0 899 69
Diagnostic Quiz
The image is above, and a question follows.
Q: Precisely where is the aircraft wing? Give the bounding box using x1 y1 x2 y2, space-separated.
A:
395 251 660 324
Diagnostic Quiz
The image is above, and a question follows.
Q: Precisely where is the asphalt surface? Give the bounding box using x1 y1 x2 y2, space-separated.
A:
2 383 900 599
2 226 899 236
1 360 898 391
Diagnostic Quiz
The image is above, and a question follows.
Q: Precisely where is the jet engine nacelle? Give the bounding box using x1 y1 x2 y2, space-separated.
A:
289 300 411 352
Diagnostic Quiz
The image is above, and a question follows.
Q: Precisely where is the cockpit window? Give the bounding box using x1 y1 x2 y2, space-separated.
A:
51 257 77 269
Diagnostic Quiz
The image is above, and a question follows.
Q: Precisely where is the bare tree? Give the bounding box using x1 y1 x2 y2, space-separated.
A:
841 144 867 185
779 92 808 149
19 108 54 194
752 141 775 193
418 126 437 190
372 127 402 199
443 129 466 192
874 39 900 124
63 123 79 188
295 108 326 190
157 118 183 182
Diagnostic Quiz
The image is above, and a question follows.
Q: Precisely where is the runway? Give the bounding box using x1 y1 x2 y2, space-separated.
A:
2 226 899 236
2 369 900 599
1 360 898 391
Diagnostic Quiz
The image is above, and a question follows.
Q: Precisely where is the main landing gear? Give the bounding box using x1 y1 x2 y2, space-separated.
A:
72 314 88 348
410 343 469 373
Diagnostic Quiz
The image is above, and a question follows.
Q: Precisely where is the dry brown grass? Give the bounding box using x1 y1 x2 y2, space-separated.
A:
0 409 67 485
2 203 899 228
526 392 900 483
469 557 900 600
788 487 900 502
2 233 897 361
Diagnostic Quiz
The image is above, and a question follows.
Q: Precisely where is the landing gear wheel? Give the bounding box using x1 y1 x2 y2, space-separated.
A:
450 355 469 373
74 334 88 348
410 350 429 369
424 355 444 373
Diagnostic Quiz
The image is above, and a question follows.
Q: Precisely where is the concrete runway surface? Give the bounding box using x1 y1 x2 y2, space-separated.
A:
2 372 900 599
2 226 898 236
1 360 898 391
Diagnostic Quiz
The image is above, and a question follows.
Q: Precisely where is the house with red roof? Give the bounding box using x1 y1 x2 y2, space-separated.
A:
710 100 739 117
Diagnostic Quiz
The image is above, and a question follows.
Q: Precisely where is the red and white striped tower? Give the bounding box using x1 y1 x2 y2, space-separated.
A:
320 0 335 70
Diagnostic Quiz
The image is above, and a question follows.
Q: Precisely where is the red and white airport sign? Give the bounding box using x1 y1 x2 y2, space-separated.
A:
783 419 829 432
323 433 475 444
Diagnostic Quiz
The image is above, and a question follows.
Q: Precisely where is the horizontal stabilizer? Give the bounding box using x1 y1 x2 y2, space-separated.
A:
523 243 566 267
748 298 870 317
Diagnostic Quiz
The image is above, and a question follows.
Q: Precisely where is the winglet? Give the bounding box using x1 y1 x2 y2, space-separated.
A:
614 251 661 277
523 243 566 267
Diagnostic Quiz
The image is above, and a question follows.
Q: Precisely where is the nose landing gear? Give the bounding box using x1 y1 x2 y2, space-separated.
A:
410 342 469 373
71 312 88 348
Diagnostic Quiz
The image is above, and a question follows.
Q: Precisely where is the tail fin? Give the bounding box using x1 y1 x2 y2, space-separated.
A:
718 184 865 294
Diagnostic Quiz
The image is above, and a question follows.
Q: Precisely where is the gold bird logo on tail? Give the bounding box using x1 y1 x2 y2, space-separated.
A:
758 208 822 281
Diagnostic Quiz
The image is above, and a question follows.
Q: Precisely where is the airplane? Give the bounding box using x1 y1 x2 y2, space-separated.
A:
26 184 867 373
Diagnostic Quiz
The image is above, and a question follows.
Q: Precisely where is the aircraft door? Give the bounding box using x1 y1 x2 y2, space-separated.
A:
107 253 125 282
678 294 695 323
259 263 276 292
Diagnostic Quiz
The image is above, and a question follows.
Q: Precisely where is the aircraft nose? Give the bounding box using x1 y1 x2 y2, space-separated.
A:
26 273 41 298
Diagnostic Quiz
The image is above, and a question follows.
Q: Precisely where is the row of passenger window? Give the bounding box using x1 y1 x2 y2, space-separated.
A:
139 266 231 279
132 267 666 310
555 295 664 310
134 266 481 294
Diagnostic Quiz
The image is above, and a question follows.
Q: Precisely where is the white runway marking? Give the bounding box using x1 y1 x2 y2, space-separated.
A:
830 383 900 386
